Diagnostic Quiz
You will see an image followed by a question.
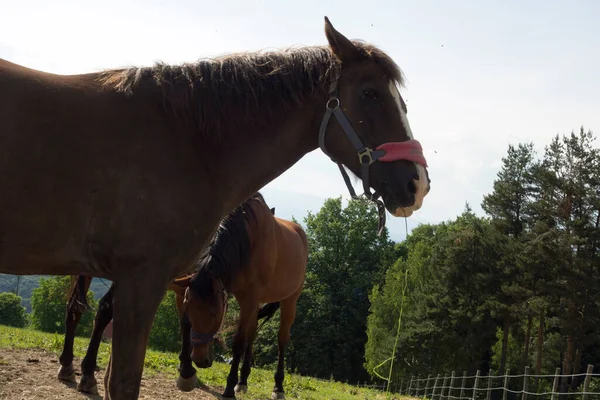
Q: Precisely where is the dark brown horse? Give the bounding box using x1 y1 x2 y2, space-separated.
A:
175 192 307 400
0 17 429 399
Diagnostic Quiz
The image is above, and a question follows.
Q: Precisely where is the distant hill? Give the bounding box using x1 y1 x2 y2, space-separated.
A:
0 274 112 312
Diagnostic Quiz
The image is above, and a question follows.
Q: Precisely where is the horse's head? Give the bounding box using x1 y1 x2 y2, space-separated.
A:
180 273 227 369
319 17 430 217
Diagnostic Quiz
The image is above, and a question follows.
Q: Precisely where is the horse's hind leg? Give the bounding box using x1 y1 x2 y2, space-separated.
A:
58 276 92 383
272 295 300 400
78 284 114 395
103 273 168 400
223 302 258 399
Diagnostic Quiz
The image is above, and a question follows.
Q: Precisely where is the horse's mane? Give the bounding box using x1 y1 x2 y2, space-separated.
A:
98 42 404 137
188 192 266 300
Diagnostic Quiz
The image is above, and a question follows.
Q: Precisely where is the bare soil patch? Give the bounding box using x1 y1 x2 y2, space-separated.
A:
0 348 222 399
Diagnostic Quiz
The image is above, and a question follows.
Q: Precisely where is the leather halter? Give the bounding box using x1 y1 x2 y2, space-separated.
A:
189 285 229 347
318 66 427 236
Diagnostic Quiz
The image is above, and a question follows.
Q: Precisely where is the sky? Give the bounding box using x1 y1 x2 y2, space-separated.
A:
2 0 599 241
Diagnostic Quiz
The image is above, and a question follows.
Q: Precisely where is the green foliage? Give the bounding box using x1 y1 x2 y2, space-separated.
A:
148 290 182 353
285 197 398 383
29 276 97 336
0 292 27 327
366 127 600 389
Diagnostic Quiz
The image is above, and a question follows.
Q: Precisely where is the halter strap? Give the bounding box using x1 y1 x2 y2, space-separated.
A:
189 284 229 347
318 66 427 235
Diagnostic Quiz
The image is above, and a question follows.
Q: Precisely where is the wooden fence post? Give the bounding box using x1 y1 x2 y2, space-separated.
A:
432 374 441 400
399 378 404 395
550 367 560 400
582 364 594 400
487 370 494 400
472 370 480 400
416 376 422 398
459 371 467 400
409 376 414 396
502 369 510 400
425 374 432 398
448 371 456 399
441 374 448 399
521 366 530 400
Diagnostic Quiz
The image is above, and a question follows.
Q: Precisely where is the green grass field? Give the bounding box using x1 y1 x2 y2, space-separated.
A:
0 325 412 400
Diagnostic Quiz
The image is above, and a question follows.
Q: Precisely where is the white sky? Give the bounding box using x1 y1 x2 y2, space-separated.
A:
2 0 599 241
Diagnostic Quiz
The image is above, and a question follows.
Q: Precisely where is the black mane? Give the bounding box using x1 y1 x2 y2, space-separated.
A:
189 192 266 300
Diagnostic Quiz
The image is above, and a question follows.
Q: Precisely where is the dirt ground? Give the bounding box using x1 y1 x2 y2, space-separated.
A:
0 348 221 399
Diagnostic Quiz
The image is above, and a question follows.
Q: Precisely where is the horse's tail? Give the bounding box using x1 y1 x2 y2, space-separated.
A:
67 275 91 313
256 302 280 331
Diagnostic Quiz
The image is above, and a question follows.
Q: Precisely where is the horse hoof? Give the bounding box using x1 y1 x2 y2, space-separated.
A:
57 365 76 383
234 384 247 393
77 375 99 395
271 391 285 400
176 372 197 392
220 392 236 400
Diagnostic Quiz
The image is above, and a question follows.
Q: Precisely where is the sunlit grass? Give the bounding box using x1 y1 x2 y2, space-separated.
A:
0 325 415 400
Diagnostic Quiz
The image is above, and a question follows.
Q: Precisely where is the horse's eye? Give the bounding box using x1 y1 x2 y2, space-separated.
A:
362 88 378 100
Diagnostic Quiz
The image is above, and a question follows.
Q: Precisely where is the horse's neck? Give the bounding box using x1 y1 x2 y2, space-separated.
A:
210 100 323 213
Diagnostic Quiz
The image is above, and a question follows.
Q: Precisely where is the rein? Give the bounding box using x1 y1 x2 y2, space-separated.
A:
189 286 229 347
318 66 427 236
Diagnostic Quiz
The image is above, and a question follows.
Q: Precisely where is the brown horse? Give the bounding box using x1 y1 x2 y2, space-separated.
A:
175 192 308 400
0 17 429 399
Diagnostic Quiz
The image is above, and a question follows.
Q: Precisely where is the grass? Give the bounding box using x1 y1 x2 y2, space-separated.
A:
0 325 414 400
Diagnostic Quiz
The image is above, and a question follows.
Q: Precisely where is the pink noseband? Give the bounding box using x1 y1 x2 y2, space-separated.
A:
376 140 428 168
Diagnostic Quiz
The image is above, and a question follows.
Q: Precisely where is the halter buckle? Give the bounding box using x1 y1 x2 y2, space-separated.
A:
358 147 376 165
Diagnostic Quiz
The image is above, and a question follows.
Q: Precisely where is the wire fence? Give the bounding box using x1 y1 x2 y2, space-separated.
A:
385 365 600 400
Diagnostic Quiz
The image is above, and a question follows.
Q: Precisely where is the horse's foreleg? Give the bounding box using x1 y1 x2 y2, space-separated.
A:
223 301 258 400
103 274 168 400
58 276 90 382
272 296 300 400
77 284 114 395
176 313 197 391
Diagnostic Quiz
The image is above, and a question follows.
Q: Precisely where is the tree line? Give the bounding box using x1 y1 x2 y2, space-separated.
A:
366 127 600 392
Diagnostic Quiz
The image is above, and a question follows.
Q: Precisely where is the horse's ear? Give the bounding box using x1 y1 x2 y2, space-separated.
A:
173 276 192 288
324 16 361 63
270 207 275 215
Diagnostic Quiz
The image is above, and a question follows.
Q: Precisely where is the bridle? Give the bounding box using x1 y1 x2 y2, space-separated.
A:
318 66 428 235
189 284 229 347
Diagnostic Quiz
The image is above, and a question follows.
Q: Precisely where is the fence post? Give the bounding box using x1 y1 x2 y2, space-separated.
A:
432 374 441 400
448 371 456 399
441 374 449 399
398 378 404 395
521 366 530 400
416 376 421 398
472 370 480 400
459 371 467 400
550 367 560 400
425 374 432 398
487 369 494 400
502 369 510 400
582 364 594 400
